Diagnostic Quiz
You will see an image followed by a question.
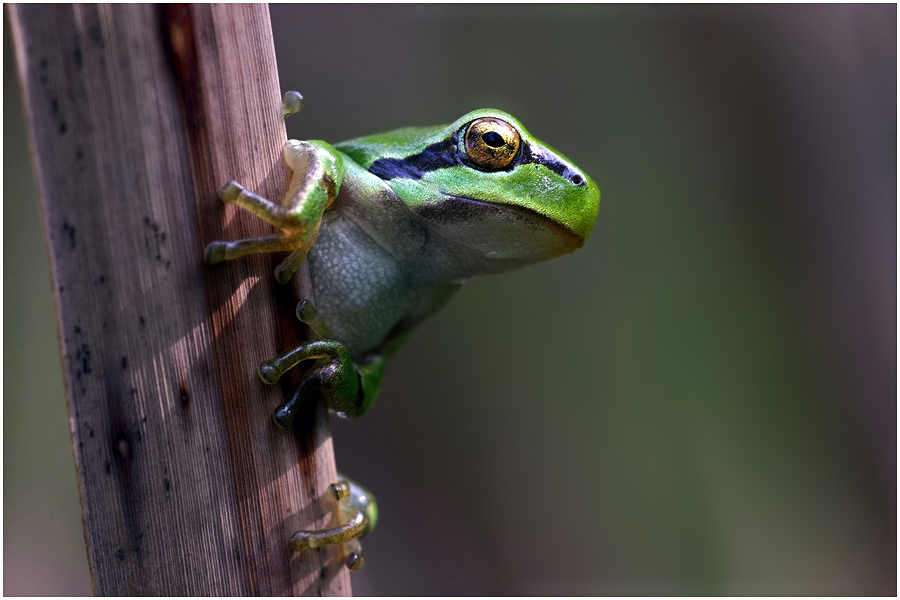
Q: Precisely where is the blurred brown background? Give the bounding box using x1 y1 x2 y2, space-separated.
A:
4 4 895 595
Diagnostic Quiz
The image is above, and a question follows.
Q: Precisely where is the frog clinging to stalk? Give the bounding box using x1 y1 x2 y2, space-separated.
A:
205 92 600 566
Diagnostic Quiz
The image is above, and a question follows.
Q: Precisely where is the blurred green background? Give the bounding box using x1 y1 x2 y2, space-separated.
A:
4 4 895 595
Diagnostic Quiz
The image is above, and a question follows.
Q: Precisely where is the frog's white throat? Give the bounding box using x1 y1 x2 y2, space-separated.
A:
411 195 581 272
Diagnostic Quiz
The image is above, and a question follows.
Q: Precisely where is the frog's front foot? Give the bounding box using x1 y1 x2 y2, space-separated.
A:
291 480 376 571
201 128 344 283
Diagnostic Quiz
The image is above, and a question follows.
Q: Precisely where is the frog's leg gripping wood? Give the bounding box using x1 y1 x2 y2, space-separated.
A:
204 140 343 283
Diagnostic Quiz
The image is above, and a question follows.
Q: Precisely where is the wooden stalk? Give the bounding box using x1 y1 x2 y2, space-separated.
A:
9 4 351 595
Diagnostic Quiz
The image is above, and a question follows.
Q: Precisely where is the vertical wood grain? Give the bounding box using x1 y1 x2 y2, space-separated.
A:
9 4 351 595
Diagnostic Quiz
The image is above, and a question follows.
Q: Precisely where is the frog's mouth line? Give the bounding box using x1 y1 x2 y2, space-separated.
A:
414 195 584 250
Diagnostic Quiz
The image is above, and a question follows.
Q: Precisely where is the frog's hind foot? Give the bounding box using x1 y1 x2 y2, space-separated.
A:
257 305 366 424
290 481 371 571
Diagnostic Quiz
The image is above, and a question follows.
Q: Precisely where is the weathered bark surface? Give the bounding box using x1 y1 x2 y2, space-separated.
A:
9 4 351 595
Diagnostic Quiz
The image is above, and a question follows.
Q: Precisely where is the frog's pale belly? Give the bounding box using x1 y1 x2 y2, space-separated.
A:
306 210 423 357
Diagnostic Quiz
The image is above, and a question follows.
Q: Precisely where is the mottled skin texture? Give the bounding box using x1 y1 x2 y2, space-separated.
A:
205 95 600 561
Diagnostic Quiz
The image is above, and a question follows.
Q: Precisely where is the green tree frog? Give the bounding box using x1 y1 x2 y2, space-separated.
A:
205 92 600 566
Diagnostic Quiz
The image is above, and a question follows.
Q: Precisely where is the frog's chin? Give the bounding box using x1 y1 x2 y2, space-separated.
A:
412 195 581 270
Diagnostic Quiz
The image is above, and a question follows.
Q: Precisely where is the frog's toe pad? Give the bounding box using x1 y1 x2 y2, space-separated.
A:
295 299 316 323
258 362 281 385
282 90 304 118
290 530 312 552
272 402 297 430
274 262 294 285
204 242 227 264
218 181 244 204
345 552 364 571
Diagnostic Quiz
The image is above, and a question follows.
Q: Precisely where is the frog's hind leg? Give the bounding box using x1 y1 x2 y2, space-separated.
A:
259 338 363 428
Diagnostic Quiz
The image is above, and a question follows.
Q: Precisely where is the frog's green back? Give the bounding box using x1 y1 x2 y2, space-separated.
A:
336 123 454 166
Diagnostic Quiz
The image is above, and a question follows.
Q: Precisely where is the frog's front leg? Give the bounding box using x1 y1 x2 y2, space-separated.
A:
204 139 344 283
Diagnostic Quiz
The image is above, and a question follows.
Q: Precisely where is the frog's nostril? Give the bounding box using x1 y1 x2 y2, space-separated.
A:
571 174 584 186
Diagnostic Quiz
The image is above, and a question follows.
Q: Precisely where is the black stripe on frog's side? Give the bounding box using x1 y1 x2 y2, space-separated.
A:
368 128 586 187
367 136 460 181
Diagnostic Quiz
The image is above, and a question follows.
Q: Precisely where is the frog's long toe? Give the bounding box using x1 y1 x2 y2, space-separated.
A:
272 392 301 429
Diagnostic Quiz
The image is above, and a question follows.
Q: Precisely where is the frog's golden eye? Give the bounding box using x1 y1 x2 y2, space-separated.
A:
462 118 521 171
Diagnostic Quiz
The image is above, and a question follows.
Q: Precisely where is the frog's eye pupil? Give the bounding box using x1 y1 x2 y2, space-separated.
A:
463 117 521 170
482 131 505 148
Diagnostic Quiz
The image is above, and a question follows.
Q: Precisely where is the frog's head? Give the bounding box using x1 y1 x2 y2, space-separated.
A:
353 110 601 271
